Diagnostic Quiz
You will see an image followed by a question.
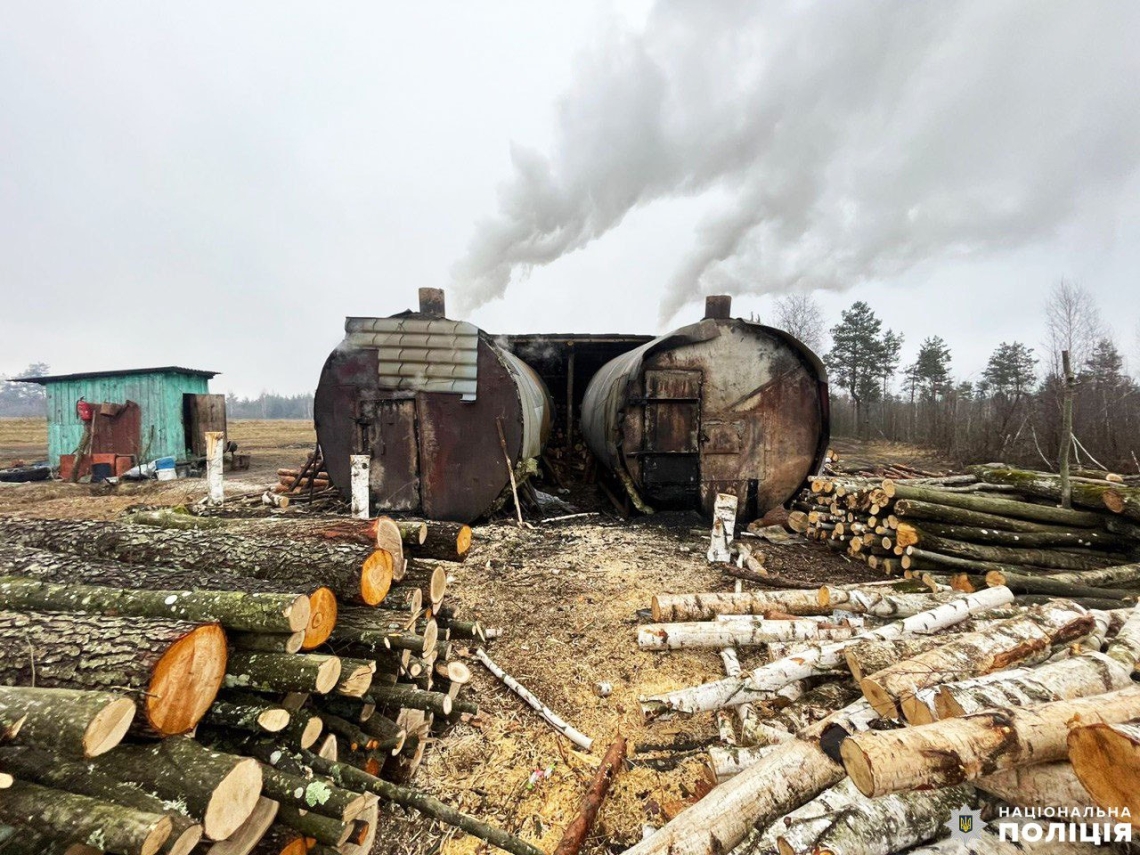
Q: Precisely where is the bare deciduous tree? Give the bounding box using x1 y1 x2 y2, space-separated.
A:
1045 279 1103 375
773 292 825 353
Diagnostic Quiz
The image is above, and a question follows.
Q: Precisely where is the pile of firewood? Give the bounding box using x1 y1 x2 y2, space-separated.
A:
0 516 537 855
790 464 1140 608
631 577 1140 855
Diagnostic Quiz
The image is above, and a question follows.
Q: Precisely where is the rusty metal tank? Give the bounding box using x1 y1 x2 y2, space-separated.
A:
314 289 552 523
580 295 829 520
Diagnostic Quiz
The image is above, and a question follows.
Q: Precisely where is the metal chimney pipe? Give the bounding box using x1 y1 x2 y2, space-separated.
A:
704 295 732 320
419 288 446 318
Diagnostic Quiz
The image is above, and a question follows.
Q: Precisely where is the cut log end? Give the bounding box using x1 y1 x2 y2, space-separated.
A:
1068 723 1140 820
208 796 277 855
838 738 876 797
166 823 204 855
283 594 312 634
204 756 263 840
313 657 344 695
147 623 227 736
900 694 936 726
360 550 394 606
300 715 324 750
455 525 473 558
858 676 899 720
258 707 291 732
650 596 663 623
86 695 137 757
302 587 337 650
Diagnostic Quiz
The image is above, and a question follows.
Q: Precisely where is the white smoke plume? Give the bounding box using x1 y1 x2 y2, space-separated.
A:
453 1 1140 323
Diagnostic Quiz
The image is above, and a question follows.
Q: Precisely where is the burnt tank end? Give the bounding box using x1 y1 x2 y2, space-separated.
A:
579 295 830 520
314 290 552 523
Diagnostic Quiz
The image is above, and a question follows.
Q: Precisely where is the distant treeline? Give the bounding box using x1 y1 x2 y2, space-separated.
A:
0 363 48 417
224 392 314 420
778 281 1140 473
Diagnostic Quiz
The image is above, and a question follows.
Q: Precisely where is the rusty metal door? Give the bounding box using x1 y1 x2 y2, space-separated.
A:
639 369 701 503
357 394 421 512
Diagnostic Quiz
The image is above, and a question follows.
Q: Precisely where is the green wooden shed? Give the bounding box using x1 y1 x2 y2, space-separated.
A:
17 366 223 468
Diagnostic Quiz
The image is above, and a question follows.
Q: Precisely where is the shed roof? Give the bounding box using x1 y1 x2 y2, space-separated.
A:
14 366 219 385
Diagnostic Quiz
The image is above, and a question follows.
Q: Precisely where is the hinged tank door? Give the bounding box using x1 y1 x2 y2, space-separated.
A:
639 369 701 504
357 393 421 512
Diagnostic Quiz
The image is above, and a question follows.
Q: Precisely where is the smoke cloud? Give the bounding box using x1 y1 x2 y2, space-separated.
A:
453 1 1140 322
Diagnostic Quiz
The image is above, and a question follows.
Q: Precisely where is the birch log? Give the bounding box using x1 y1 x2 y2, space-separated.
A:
642 587 1014 716
1067 720 1140 823
976 762 1095 811
619 740 843 855
730 779 862 855
840 685 1140 797
651 591 829 621
860 601 1095 718
817 587 961 618
639 620 856 651
475 648 592 750
932 652 1134 720
778 784 974 855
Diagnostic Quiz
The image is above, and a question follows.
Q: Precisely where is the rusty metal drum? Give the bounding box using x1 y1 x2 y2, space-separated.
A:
580 296 829 520
315 290 552 523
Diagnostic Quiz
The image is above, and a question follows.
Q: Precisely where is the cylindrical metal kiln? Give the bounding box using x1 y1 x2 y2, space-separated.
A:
580 296 829 520
314 289 552 523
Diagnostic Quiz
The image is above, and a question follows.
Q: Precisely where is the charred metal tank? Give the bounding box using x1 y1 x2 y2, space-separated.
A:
581 295 829 520
315 289 552 523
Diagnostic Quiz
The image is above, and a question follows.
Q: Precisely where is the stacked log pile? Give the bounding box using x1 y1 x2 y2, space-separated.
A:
0 516 536 855
789 463 1140 608
630 578 1140 855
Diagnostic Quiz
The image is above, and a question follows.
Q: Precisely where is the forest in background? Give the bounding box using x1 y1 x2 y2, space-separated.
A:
779 281 1140 473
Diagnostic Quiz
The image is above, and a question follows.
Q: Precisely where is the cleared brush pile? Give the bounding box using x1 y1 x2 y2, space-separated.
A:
0 516 533 855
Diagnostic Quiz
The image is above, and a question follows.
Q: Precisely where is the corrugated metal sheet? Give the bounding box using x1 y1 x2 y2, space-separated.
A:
498 349 551 461
40 372 211 466
344 317 480 397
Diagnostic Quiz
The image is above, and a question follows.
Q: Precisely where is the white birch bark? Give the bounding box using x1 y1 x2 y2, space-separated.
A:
639 620 856 651
730 779 861 855
641 587 1014 717
841 684 1140 797
474 648 593 750
651 591 828 621
818 587 961 617
976 762 1094 810
861 601 1094 718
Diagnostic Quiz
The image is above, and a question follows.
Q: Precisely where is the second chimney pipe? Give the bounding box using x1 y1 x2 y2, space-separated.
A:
704 295 732 320
419 288 446 318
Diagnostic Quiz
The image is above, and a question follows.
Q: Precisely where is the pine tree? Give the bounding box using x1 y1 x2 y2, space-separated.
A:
913 336 952 400
824 301 900 436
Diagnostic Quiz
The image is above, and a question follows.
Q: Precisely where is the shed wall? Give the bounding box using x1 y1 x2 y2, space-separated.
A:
44 373 210 465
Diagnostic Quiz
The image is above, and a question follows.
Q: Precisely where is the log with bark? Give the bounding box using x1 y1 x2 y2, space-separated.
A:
638 619 857 651
0 518 389 606
651 590 830 622
409 521 473 563
859 600 1095 718
0 745 203 855
202 699 291 734
0 544 336 649
898 532 1116 571
475 647 591 750
0 686 135 757
87 736 262 841
975 762 1096 811
0 609 225 737
982 570 1138 602
0 576 309 634
0 780 172 855
894 521 1132 552
888 482 1106 526
641 587 1014 717
224 652 343 696
972 463 1140 522
840 684 1140 797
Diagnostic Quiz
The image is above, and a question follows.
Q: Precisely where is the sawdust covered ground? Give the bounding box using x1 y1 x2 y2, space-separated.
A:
375 513 878 855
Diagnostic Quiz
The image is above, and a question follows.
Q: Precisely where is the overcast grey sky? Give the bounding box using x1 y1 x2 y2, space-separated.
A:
3 2 1139 397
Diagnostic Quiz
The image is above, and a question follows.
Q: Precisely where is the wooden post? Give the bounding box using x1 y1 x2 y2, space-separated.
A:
350 455 370 520
1059 349 1075 509
495 417 524 528
205 431 224 506
707 493 738 563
